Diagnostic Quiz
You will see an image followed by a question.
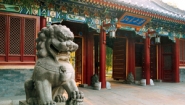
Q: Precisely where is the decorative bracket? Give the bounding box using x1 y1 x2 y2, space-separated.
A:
104 18 117 32
136 26 148 38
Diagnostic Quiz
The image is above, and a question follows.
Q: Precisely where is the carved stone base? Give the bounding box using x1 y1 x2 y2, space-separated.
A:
19 100 65 105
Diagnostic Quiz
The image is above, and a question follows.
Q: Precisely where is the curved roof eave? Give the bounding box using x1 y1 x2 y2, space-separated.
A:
86 0 185 24
100 0 185 23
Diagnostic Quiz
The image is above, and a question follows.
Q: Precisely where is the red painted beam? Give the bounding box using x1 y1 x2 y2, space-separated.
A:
99 25 106 88
144 34 150 85
40 16 46 29
174 38 180 82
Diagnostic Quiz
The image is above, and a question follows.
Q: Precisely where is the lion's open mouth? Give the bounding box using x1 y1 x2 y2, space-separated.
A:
50 44 69 56
50 44 60 54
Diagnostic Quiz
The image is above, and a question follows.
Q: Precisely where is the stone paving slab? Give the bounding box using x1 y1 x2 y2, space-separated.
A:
81 80 185 105
1 79 185 105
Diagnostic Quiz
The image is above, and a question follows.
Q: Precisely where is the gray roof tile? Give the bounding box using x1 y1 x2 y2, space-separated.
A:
104 0 185 21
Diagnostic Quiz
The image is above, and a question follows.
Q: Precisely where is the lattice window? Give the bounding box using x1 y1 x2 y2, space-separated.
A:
0 13 38 63
0 15 6 55
9 17 21 55
180 39 185 65
24 18 36 55
180 41 183 61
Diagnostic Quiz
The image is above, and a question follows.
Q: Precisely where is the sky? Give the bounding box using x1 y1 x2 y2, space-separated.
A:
162 0 185 10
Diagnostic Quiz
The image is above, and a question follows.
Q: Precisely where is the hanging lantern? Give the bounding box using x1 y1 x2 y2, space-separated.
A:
109 31 116 38
155 36 160 44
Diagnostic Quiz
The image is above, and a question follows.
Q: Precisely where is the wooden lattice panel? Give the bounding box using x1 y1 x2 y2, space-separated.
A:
9 17 21 55
0 15 6 55
24 18 36 55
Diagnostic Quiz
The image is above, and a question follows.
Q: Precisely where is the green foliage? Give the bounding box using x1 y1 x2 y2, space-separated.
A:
3 0 54 8
106 46 112 72
18 0 36 8
3 0 36 8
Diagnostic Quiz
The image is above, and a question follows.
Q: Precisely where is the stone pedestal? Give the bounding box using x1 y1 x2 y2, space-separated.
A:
19 100 65 105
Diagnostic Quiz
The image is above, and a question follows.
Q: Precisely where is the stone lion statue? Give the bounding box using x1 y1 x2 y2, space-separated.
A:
24 24 84 105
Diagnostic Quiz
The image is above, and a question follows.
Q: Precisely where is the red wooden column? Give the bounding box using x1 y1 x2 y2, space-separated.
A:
144 33 150 85
99 25 106 88
40 16 46 29
174 38 180 82
86 33 94 85
128 37 135 78
157 44 162 80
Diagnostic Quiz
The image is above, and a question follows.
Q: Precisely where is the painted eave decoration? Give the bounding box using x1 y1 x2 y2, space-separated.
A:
118 12 151 28
66 14 86 23
1 0 185 39
84 0 185 24
0 3 20 13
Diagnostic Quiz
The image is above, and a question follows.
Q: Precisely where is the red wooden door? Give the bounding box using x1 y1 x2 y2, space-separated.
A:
140 44 157 79
112 38 126 80
162 44 173 82
74 37 83 84
150 45 157 79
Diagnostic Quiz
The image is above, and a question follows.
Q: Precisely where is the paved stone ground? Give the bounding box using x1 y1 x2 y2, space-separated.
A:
82 79 185 105
1 78 185 105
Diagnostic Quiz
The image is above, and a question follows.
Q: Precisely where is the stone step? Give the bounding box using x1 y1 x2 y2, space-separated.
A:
0 96 66 105
19 100 65 105
0 95 25 105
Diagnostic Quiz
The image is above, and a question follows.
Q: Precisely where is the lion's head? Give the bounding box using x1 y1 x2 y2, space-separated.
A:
36 24 78 61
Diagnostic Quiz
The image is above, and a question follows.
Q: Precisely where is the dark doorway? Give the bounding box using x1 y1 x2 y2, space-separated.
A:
74 37 83 84
135 36 144 80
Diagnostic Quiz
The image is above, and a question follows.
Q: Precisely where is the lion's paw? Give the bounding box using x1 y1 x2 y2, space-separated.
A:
26 98 38 105
39 100 56 105
71 91 84 100
54 95 66 103
67 91 84 105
